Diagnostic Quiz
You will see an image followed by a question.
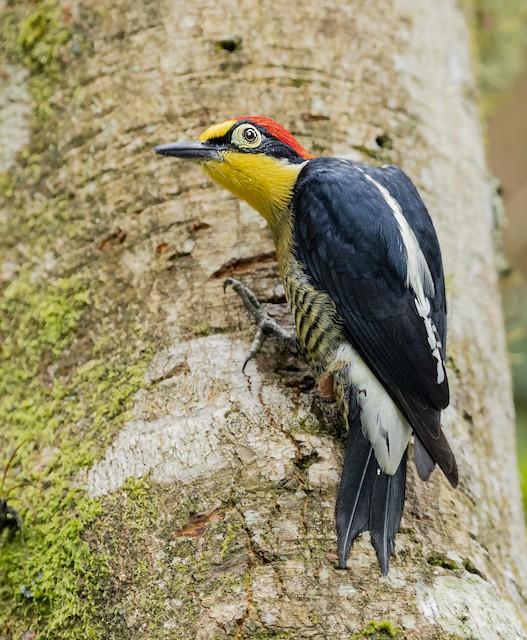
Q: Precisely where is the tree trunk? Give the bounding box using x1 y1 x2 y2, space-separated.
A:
1 0 526 638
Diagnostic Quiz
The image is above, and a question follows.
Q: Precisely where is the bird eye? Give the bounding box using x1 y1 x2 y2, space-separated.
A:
232 124 262 149
243 127 258 143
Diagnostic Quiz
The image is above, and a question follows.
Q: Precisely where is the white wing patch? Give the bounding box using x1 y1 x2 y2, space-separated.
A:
333 342 412 475
355 168 445 385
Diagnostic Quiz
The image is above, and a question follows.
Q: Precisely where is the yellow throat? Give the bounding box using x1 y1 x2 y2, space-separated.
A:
202 152 305 227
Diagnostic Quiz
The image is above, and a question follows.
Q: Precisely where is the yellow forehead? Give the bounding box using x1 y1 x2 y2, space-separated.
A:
199 119 237 142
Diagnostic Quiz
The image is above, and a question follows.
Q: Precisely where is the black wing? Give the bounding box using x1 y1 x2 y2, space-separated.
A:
292 159 457 486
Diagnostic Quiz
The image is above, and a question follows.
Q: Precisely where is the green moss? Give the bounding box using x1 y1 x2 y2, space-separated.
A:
2 275 90 364
400 527 417 543
290 78 309 88
15 1 70 78
0 275 97 637
220 521 243 560
350 620 400 639
0 173 17 199
308 611 318 625
1 0 74 122
427 554 460 571
0 273 154 638
192 323 234 337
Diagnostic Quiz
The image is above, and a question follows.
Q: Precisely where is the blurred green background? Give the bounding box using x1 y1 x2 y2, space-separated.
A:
476 1 527 508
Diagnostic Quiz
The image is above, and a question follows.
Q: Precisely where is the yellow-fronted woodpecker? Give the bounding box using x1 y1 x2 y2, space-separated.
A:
155 116 458 574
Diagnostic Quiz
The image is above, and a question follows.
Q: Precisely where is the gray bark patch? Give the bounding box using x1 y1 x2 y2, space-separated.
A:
86 335 321 497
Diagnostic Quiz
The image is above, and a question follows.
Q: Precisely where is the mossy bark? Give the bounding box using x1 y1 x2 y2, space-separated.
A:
0 0 526 639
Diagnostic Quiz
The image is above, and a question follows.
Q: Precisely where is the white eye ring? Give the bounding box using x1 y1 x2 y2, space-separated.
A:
232 124 262 149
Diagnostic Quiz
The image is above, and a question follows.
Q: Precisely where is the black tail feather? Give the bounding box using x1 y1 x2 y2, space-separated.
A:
414 436 435 481
369 452 407 574
416 423 458 488
400 399 458 488
336 421 377 568
336 397 408 573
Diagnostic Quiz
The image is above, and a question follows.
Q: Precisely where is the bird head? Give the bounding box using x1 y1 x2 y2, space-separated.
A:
154 116 315 226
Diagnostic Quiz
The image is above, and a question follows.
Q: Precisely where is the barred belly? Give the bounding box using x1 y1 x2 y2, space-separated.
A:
280 257 343 378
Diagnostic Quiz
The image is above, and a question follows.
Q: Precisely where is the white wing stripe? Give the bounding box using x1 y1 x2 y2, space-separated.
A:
356 168 445 385
415 297 445 384
358 170 434 306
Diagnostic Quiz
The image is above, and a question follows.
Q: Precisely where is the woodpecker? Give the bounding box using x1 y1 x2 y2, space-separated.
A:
155 116 458 574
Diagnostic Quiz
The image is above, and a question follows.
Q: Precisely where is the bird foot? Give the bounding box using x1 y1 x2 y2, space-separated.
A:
224 277 299 372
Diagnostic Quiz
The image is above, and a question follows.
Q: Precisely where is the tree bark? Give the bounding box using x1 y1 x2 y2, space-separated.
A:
1 0 526 638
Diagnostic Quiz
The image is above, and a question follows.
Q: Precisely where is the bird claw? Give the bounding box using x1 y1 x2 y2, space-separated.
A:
242 326 265 373
224 277 299 371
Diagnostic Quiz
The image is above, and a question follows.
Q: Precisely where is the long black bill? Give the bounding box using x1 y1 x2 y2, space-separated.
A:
153 141 222 161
